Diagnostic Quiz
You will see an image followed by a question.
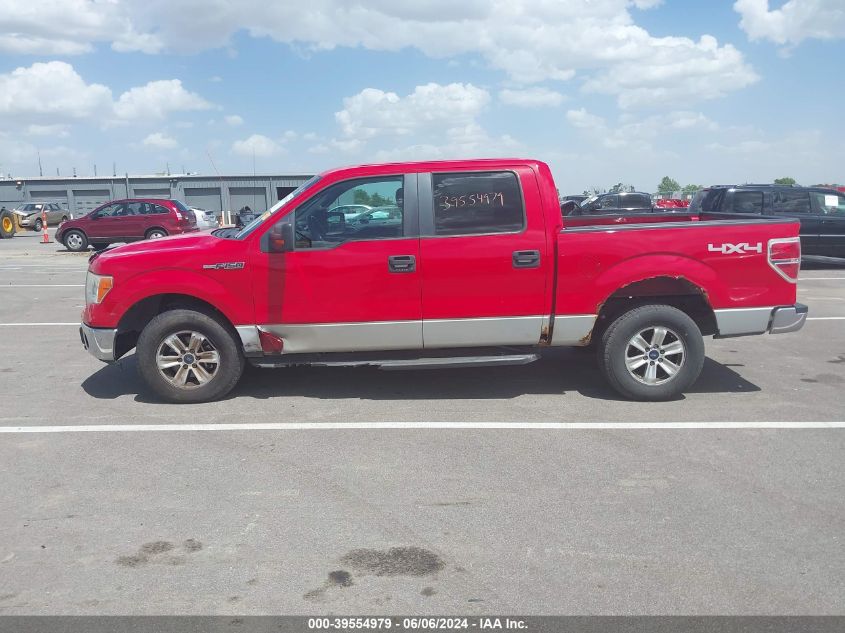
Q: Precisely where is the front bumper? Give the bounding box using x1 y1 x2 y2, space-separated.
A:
714 303 808 337
80 324 117 362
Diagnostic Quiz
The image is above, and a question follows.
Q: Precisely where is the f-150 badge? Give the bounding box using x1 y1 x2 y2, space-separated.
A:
707 242 762 255
202 262 245 270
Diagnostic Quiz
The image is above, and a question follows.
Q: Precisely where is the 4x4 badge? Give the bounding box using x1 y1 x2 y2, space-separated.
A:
707 242 762 255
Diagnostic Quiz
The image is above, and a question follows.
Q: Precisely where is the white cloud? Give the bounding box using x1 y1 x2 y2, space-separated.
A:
113 79 212 120
142 132 178 149
224 114 244 126
325 83 518 162
0 0 758 107
566 108 717 150
336 83 490 140
734 0 845 46
499 87 566 108
232 134 282 157
0 61 214 134
25 124 71 138
0 61 112 120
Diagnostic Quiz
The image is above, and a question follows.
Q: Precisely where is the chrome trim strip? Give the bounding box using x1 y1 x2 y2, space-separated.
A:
769 304 808 334
80 324 116 362
549 314 598 346
262 321 423 353
423 316 543 348
562 218 787 234
714 307 774 336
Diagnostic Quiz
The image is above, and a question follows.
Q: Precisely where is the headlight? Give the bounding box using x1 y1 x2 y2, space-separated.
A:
85 272 113 305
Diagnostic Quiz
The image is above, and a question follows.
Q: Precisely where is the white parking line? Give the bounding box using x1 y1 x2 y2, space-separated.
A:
4 284 83 287
4 322 78 326
807 317 845 320
0 421 842 433
801 277 845 281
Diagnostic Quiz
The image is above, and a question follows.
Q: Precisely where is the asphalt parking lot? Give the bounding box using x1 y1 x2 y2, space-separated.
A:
0 229 843 615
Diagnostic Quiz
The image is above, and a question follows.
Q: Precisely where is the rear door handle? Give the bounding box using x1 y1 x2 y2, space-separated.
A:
388 255 416 273
512 250 540 268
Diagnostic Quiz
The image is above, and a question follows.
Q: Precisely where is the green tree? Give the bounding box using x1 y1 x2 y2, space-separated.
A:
609 182 635 193
582 186 606 197
774 177 796 185
657 176 681 196
682 184 702 196
353 190 371 205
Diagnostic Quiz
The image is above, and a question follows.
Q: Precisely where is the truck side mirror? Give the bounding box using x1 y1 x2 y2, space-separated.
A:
266 222 294 253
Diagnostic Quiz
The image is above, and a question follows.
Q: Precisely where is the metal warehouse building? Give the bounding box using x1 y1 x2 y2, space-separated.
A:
0 173 313 222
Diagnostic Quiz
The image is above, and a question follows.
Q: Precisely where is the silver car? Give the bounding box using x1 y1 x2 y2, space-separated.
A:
14 203 70 230
190 207 218 230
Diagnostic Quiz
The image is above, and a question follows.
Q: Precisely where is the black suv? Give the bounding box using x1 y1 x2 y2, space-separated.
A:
691 185 845 260
564 191 654 216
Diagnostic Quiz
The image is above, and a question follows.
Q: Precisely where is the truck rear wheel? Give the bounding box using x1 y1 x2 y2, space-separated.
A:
598 304 704 401
0 210 14 238
136 309 244 403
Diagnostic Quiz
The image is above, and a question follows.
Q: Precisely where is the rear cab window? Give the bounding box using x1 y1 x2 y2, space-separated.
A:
689 189 724 213
431 171 524 235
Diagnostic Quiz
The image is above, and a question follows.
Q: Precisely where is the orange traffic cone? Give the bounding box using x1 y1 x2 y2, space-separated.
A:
40 210 50 243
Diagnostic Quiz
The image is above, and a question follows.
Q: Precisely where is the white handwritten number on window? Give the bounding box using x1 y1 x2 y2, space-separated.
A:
438 192 505 210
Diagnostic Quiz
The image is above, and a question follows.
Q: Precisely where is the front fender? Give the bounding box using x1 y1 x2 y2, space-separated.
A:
84 268 254 328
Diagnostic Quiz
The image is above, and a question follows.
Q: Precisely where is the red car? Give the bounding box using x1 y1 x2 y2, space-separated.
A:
79 158 805 403
56 198 198 252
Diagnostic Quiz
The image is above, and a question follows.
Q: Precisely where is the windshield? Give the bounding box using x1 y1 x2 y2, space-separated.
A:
580 195 599 208
234 175 321 239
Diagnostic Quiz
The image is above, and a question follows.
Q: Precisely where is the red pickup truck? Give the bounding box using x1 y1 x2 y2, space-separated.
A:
80 158 807 403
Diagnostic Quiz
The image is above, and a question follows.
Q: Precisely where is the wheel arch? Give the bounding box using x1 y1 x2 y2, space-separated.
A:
114 293 239 360
592 275 717 344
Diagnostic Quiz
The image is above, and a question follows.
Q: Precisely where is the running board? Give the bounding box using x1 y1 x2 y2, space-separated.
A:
380 354 540 370
250 353 540 370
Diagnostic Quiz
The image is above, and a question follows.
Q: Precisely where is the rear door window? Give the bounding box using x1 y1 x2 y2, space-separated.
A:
431 171 524 235
772 190 811 214
729 191 764 214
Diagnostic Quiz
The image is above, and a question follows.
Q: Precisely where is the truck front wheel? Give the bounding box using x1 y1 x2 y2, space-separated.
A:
136 309 245 403
598 304 704 401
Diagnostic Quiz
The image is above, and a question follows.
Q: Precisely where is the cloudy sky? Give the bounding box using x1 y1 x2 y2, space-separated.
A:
0 0 843 193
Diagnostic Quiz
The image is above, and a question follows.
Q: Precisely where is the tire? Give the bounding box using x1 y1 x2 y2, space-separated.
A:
136 309 244 403
91 242 109 251
0 210 14 239
145 228 167 240
33 218 43 232
63 230 88 252
598 304 705 401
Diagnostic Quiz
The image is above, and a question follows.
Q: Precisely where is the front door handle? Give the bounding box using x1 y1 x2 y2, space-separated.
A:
512 250 540 268
388 255 416 273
